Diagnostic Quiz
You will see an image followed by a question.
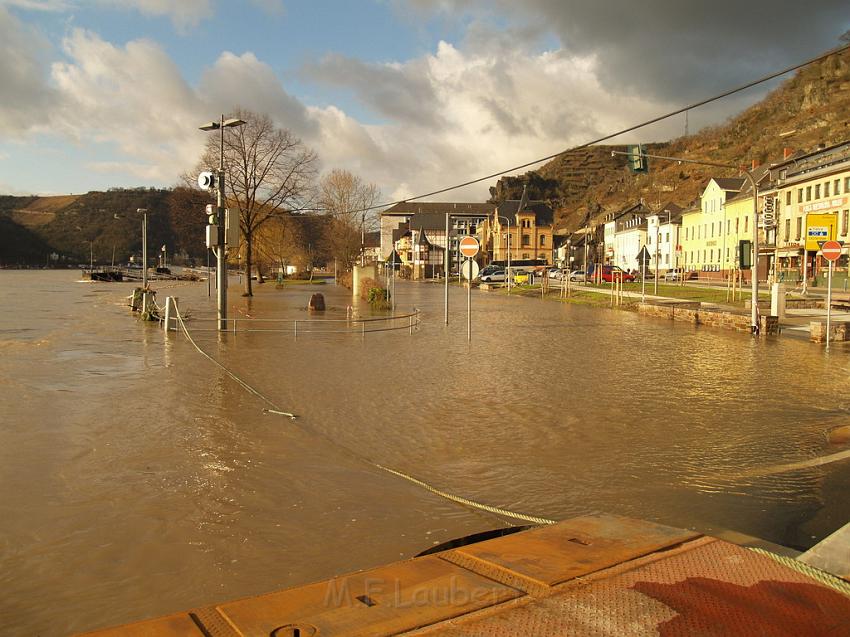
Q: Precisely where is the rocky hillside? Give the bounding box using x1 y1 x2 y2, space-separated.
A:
490 46 850 232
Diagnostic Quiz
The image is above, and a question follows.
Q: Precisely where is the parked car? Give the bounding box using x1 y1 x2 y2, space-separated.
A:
600 265 635 283
547 267 563 279
569 270 587 282
480 270 506 282
663 268 697 281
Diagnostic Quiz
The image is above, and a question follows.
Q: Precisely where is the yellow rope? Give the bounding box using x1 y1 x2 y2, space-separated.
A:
748 548 850 598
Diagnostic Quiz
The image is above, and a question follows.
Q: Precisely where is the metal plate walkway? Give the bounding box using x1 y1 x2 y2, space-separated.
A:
79 514 850 636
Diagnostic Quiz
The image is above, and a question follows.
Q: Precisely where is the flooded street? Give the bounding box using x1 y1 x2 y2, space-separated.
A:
2 270 850 635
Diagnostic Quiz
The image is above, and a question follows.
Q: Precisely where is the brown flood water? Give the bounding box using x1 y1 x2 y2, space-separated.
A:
1 270 850 635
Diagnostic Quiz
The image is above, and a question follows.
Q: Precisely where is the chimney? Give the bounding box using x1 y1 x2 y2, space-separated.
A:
783 147 793 160
751 159 759 170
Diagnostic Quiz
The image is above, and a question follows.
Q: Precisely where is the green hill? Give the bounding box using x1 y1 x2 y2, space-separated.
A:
0 188 209 267
490 47 850 232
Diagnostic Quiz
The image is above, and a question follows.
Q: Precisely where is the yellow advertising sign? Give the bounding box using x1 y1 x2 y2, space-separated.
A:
805 213 838 251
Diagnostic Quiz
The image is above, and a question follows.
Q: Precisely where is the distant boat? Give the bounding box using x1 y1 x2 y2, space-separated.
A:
82 268 124 282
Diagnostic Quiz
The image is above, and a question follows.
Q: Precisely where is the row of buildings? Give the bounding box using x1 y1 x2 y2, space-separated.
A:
570 141 850 282
373 140 850 282
377 198 556 278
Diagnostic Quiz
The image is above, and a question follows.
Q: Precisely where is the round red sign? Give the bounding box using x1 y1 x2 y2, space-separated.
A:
459 236 480 258
822 240 842 262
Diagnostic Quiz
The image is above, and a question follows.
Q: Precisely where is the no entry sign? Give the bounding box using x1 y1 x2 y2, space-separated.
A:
459 236 480 258
822 240 843 262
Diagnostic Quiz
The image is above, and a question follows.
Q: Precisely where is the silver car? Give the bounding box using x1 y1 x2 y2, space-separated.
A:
480 270 506 282
568 270 587 282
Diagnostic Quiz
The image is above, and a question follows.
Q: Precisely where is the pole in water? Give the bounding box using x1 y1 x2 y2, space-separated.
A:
467 257 472 341
826 262 832 349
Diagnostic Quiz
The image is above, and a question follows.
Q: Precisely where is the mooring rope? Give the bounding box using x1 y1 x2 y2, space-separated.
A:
173 306 555 526
174 307 296 419
731 448 850 479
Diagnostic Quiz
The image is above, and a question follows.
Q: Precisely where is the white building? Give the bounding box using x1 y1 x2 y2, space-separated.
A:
646 203 684 272
613 217 647 273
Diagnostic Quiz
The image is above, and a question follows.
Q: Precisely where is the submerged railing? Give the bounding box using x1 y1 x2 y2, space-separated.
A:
166 308 421 336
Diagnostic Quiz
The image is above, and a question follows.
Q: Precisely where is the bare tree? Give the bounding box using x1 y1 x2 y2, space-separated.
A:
319 169 380 269
254 213 305 276
196 109 318 296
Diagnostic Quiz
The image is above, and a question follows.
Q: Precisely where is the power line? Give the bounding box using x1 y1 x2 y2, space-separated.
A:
342 42 850 216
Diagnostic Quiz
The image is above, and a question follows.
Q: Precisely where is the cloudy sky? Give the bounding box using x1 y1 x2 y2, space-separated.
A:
1 1 848 201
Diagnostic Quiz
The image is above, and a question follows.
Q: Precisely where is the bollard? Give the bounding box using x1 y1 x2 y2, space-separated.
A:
163 297 179 331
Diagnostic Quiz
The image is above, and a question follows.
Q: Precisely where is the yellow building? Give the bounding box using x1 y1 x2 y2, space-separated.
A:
770 142 850 283
681 177 746 278
481 199 555 265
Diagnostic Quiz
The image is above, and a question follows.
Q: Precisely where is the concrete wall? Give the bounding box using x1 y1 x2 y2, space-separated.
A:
638 302 753 332
810 321 850 343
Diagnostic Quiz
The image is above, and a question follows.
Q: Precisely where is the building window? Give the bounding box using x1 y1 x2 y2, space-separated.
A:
806 186 812 201
735 218 740 233
844 210 849 236
744 216 749 233
521 234 530 246
540 235 546 246
796 217 802 240
727 219 731 234
664 254 669 265
785 218 791 241
846 177 850 193
815 184 821 199
825 182 830 198
522 253 529 259
836 179 841 195
665 232 670 243
786 191 791 206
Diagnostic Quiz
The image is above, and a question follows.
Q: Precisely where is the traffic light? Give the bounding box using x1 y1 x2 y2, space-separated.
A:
627 144 648 174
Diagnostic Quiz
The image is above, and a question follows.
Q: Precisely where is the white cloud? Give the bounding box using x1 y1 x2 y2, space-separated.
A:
3 5 836 201
198 51 316 138
302 40 672 201
98 0 212 31
49 29 205 180
0 7 55 135
0 0 72 11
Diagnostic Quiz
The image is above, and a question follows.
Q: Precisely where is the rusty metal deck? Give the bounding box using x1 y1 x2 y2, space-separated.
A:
78 514 850 636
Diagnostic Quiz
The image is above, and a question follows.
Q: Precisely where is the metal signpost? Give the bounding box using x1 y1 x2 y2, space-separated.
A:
820 240 843 351
459 237 480 342
637 245 650 303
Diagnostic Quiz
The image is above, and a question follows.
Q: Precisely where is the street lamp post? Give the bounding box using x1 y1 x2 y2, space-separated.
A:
200 115 246 331
137 208 148 288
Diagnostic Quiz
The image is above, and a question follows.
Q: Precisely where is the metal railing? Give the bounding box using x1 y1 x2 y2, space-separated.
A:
167 308 421 336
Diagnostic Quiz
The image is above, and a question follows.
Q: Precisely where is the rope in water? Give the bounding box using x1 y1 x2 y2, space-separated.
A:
173 306 554 525
174 306 296 419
